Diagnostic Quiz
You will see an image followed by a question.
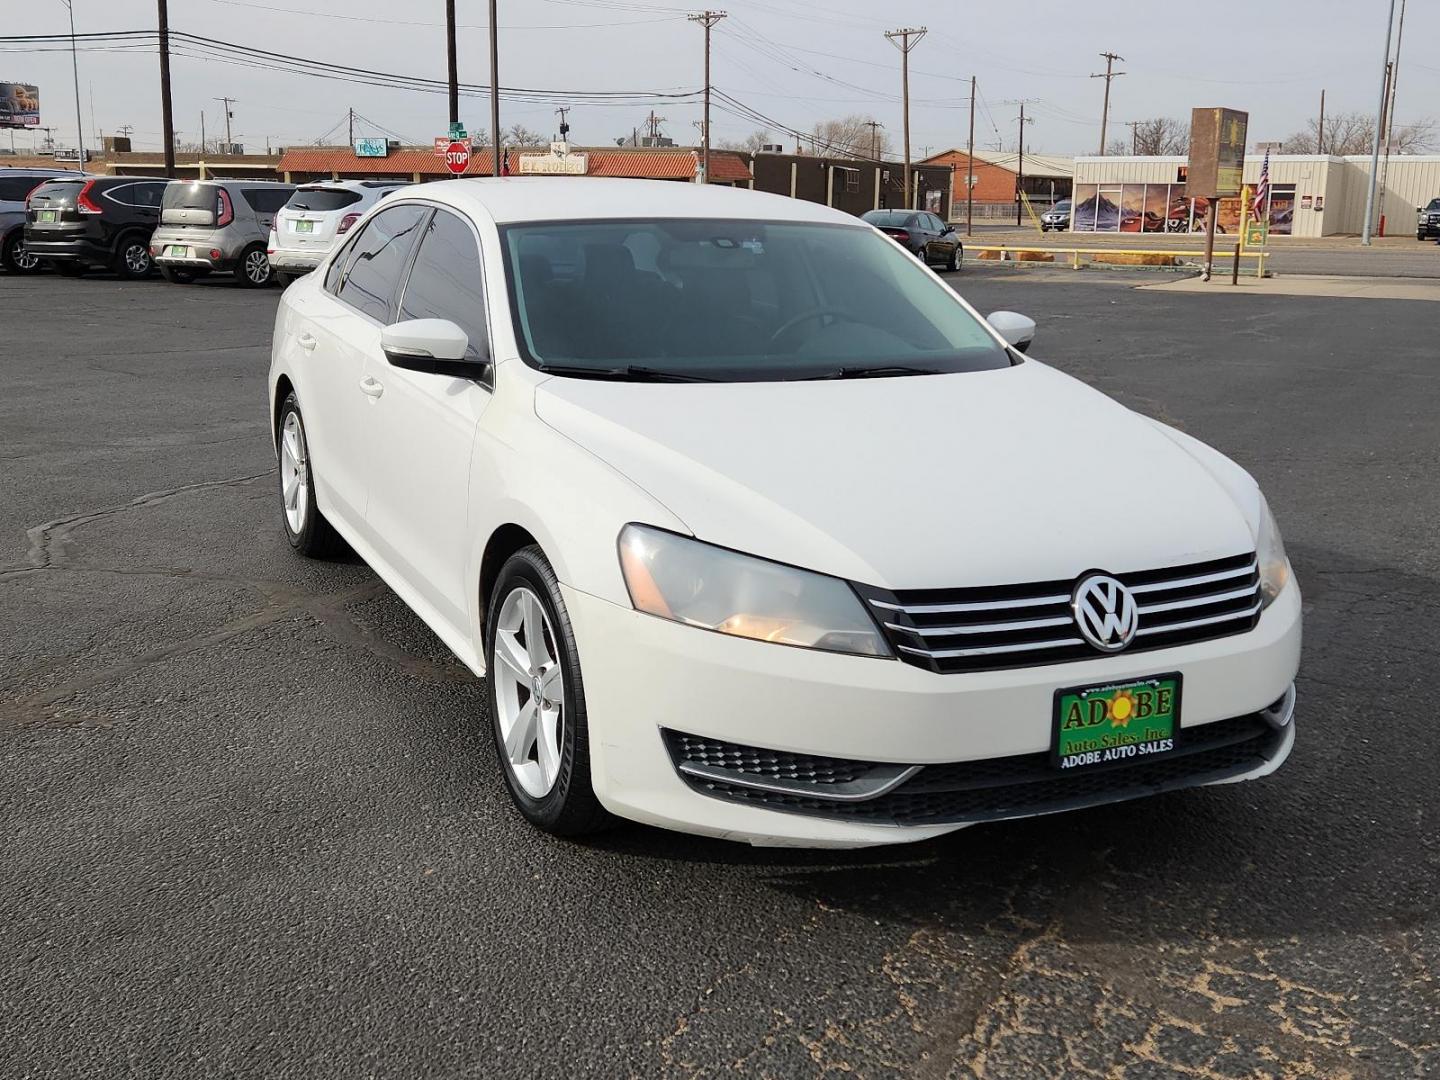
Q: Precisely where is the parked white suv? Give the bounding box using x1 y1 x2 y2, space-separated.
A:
268 180 406 285
268 179 1300 848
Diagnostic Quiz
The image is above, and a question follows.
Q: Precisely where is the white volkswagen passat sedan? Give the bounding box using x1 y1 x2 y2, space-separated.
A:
268 178 1299 848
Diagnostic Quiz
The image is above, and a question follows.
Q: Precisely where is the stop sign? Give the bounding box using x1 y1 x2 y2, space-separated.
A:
443 140 470 175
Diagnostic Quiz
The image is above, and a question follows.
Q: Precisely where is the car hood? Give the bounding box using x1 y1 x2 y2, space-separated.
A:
533 361 1258 590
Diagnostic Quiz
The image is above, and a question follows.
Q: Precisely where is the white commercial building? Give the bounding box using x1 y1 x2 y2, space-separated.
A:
1071 154 1440 238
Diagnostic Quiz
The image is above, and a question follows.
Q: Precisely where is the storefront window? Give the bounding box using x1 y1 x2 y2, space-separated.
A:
1120 186 1145 233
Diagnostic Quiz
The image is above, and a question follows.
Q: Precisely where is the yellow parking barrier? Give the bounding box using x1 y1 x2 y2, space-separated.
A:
969 245 1270 279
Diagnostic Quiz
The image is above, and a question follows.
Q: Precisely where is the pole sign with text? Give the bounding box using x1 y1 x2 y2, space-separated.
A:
1185 108 1248 198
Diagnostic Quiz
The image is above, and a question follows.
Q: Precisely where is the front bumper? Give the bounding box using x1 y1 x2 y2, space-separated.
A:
1419 221 1440 238
563 579 1302 847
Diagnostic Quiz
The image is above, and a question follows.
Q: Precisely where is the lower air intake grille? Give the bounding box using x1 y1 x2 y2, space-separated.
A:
664 710 1287 827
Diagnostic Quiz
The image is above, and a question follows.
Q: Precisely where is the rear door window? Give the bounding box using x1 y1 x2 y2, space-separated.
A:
397 208 489 362
102 183 139 207
335 203 428 323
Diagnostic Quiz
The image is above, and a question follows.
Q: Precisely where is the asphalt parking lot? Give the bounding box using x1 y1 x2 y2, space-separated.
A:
2 267 1437 1079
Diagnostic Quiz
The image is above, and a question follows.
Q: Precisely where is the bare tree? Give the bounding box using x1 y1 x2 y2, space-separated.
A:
501 123 546 147
1131 117 1189 155
719 129 773 153
808 114 891 160
1106 138 1129 157
1283 111 1437 155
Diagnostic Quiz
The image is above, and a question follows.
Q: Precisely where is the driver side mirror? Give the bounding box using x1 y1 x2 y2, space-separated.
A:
380 319 488 379
987 311 1036 354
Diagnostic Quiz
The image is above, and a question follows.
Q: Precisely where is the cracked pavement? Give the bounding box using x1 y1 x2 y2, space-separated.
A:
1 270 1436 1078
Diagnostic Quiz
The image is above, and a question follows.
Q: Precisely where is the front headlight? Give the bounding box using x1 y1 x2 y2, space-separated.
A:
1255 494 1290 608
618 524 891 657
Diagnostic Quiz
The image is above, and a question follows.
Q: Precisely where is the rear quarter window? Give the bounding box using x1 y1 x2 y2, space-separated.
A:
0 175 51 201
240 188 293 214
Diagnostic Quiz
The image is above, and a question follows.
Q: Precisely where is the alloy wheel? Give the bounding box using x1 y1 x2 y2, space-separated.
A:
245 249 271 285
13 242 38 271
279 411 309 535
492 587 566 799
124 243 150 275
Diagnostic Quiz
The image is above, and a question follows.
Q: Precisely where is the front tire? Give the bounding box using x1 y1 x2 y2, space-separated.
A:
2 230 41 274
486 546 610 837
276 393 343 558
947 243 962 272
236 244 272 288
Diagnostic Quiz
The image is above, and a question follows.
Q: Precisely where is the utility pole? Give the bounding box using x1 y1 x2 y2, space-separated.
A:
214 97 236 152
158 0 175 173
1014 102 1034 226
863 119 882 162
1317 89 1326 154
200 110 206 155
688 11 726 184
446 0 459 126
61 0 85 171
1362 0 1398 245
555 105 571 143
965 75 977 236
1126 120 1140 155
488 0 500 176
884 27 926 208
1091 51 1125 156
1378 0 1408 228
348 106 354 147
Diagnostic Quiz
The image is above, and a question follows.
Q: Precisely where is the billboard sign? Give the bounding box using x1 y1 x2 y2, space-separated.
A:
0 82 40 128
1185 107 1248 198
353 137 388 158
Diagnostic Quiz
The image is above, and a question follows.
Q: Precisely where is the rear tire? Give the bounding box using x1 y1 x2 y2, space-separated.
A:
485 546 612 837
112 237 154 280
276 392 344 558
2 230 41 274
236 244 272 288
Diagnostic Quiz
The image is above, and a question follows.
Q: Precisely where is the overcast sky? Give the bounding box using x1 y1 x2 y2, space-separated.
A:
5 0 1435 158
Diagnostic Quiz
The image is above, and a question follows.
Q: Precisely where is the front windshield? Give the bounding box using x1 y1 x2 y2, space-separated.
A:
1428 199 1440 211
502 218 1009 381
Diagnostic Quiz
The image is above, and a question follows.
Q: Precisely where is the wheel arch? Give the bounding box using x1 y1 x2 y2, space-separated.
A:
478 523 542 644
271 374 296 452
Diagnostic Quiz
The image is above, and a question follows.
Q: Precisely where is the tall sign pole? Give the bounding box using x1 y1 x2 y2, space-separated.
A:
157 0 175 173
1362 0 1398 245
966 75 975 236
1092 52 1125 155
489 0 501 176
688 11 726 184
885 27 926 208
62 0 85 171
446 0 459 127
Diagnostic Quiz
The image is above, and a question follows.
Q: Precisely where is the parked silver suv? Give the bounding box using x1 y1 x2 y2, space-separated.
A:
151 179 295 286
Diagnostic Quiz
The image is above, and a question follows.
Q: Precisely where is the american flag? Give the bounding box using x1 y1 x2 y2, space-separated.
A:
1253 149 1271 221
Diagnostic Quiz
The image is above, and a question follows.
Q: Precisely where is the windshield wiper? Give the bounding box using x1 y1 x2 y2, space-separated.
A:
801 365 939 380
537 363 719 383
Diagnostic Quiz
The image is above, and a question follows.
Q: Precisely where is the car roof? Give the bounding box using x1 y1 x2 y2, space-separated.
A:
412 177 864 227
297 179 407 192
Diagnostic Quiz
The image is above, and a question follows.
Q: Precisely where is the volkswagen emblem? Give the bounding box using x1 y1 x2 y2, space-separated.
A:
1071 574 1139 652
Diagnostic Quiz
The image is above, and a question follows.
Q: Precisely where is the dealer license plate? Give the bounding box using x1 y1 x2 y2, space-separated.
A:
37 209 57 223
295 219 314 233
1053 673 1181 771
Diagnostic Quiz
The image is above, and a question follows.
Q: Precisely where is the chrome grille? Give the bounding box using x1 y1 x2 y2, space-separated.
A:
860 552 1261 674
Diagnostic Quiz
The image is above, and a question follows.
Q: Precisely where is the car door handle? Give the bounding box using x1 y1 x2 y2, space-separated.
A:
297 332 317 351
358 375 385 399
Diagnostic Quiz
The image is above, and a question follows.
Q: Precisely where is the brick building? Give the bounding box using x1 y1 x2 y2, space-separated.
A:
919 149 1073 220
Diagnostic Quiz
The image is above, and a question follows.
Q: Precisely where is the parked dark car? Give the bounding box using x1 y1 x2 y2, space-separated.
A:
860 209 962 271
0 166 78 274
1040 198 1072 231
1417 198 1440 241
24 176 171 279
